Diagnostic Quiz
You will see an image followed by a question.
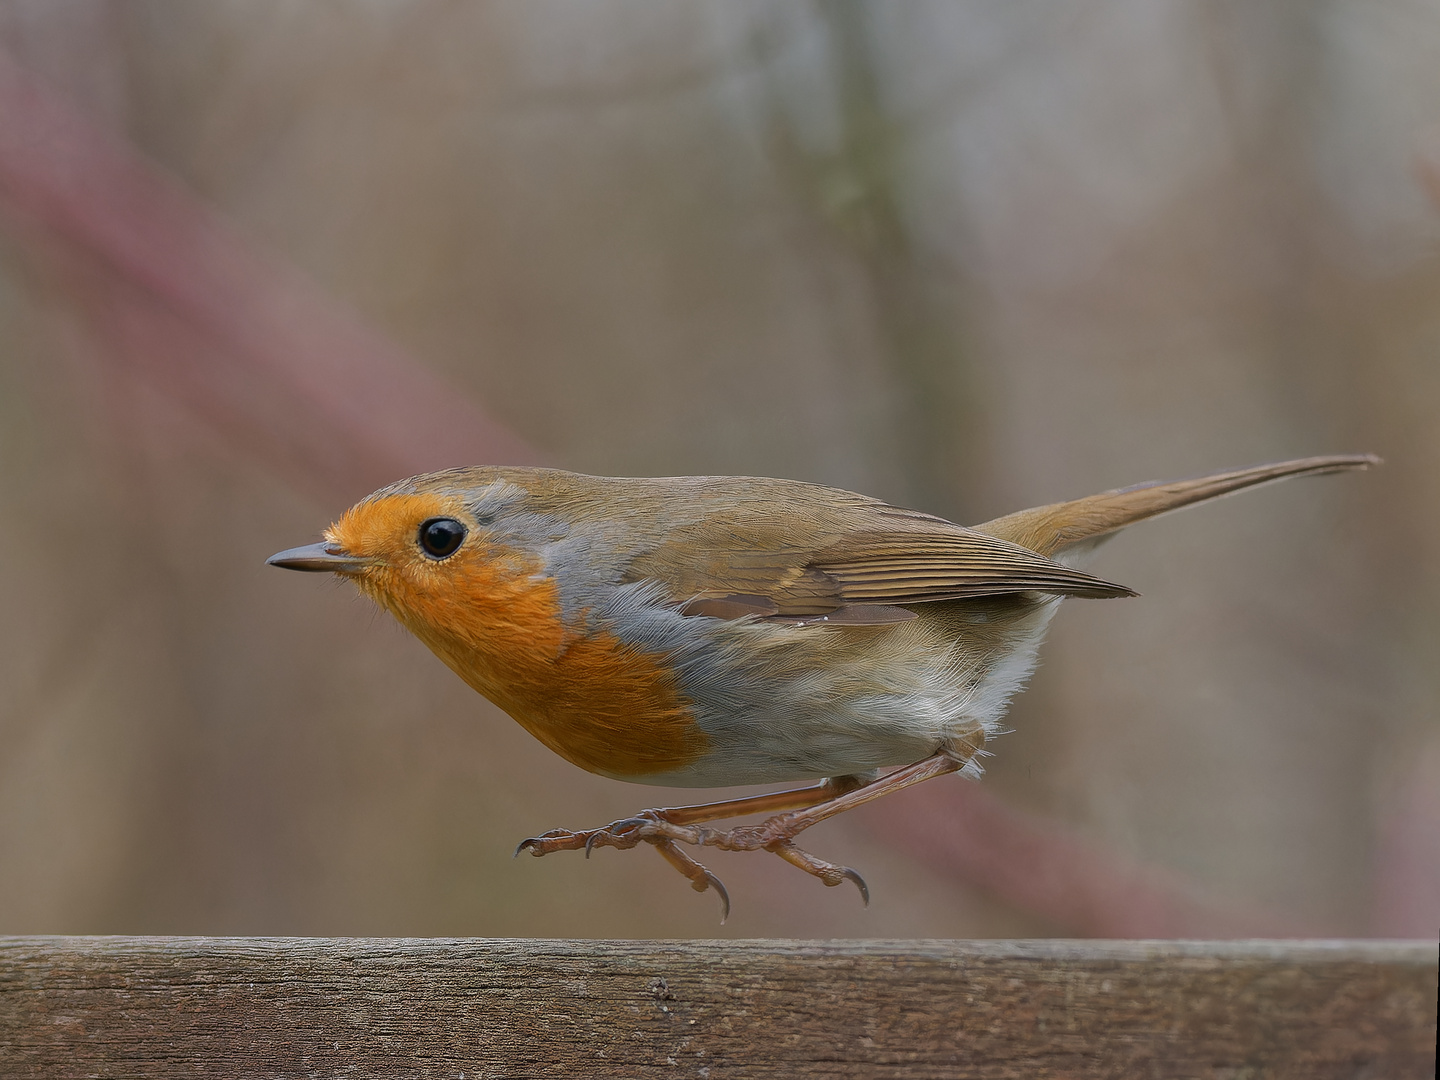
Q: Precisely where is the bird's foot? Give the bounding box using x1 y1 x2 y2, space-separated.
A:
515 803 870 921
516 810 737 919
514 753 968 918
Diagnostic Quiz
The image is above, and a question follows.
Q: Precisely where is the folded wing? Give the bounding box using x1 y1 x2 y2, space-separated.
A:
627 499 1135 619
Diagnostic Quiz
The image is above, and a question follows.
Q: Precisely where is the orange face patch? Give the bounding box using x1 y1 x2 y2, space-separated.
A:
326 492 709 780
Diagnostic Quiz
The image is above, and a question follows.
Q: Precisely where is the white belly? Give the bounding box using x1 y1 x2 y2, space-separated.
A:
597 583 1063 787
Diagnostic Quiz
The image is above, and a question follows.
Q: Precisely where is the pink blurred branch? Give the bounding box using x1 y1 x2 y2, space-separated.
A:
1414 124 1440 213
1370 735 1440 936
864 780 1322 937
0 47 538 499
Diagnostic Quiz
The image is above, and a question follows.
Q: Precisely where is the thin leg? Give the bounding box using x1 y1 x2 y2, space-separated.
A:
626 752 967 862
514 774 869 920
515 773 869 857
515 746 975 917
659 773 873 824
729 751 967 841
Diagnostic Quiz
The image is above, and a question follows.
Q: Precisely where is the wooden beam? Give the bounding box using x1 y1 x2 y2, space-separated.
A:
1 937 1434 1077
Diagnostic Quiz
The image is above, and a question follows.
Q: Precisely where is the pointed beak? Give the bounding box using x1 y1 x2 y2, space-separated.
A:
266 542 369 574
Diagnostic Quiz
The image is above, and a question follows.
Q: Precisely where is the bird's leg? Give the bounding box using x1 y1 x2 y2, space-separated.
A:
640 772 876 826
515 773 867 854
517 744 976 915
679 749 969 876
753 750 965 837
514 775 870 920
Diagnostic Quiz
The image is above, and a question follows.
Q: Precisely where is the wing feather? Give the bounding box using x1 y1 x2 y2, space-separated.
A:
812 529 1135 605
626 510 1135 618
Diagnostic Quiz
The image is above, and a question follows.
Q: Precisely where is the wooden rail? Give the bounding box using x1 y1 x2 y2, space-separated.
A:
1 937 1434 1078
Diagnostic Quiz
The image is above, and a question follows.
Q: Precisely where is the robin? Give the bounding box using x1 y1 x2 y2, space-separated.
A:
269 454 1376 918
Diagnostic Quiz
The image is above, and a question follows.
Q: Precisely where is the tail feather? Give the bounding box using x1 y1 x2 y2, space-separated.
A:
973 454 1379 559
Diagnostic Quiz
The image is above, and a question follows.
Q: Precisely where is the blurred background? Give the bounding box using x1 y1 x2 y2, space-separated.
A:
1 1 1437 940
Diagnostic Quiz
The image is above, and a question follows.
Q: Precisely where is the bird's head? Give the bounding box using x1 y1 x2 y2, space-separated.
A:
268 482 562 660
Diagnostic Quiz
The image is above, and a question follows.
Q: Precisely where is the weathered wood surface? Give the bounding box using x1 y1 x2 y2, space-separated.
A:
0 937 1433 1078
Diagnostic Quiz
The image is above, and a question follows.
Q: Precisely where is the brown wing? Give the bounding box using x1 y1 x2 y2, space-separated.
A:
810 530 1136 606
625 500 1135 618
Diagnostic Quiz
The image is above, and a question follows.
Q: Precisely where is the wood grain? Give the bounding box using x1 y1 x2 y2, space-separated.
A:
1 937 1434 1078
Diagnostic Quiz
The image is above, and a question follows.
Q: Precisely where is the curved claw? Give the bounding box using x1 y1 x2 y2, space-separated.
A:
607 814 656 835
583 814 657 856
701 867 731 924
514 828 583 858
841 866 870 906
648 837 732 922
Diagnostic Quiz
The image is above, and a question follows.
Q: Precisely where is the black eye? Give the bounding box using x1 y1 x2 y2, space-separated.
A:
418 517 466 559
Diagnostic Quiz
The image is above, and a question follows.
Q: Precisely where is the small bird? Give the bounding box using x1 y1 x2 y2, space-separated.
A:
269 454 1376 918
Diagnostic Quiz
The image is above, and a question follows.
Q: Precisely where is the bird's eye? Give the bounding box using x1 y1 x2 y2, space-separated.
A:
418 517 466 559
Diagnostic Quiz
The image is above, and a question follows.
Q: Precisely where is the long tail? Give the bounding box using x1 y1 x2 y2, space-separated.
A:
973 454 1380 559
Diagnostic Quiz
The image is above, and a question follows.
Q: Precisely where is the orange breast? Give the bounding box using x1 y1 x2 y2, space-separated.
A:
365 540 709 780
489 614 710 780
